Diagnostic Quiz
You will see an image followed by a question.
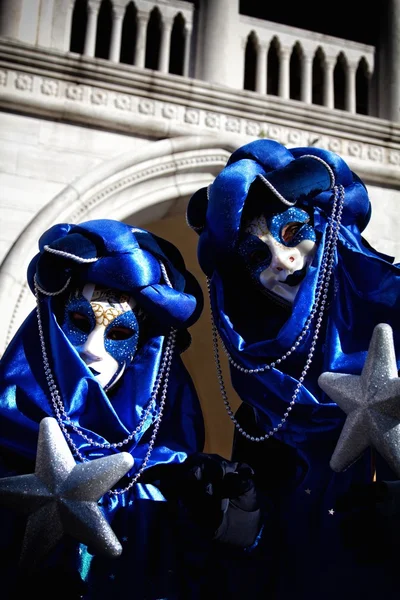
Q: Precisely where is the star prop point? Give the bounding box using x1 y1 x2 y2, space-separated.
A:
0 417 134 571
318 323 400 477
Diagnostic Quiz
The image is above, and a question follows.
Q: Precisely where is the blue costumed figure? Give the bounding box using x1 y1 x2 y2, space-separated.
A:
0 219 208 599
187 139 400 599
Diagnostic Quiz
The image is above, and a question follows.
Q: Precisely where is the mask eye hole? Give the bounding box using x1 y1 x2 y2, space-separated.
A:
249 249 269 265
70 312 91 334
107 326 135 341
281 221 305 243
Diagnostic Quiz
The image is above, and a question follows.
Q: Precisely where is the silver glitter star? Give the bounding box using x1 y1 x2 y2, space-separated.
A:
0 417 134 571
318 323 400 476
328 509 335 515
305 488 311 494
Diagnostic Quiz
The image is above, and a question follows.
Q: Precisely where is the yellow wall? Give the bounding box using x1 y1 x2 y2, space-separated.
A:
144 213 242 459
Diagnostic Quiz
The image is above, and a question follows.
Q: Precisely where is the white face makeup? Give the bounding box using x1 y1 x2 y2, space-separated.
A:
62 283 140 391
240 207 317 305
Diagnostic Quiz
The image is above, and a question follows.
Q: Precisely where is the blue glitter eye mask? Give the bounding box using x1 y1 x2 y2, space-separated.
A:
267 207 316 246
237 233 272 279
104 310 139 366
61 291 140 369
62 294 95 347
246 207 316 247
237 207 317 304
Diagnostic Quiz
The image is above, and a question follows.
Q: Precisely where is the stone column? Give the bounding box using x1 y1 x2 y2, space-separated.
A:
84 0 101 57
134 10 148 68
109 5 125 62
376 0 400 121
301 55 313 104
62 1 74 52
345 63 357 114
195 0 241 89
256 43 268 94
159 18 173 73
323 57 335 109
183 25 192 77
0 0 40 45
0 0 23 39
279 47 290 100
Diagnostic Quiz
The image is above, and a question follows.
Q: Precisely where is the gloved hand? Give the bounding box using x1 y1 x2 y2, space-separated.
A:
336 480 400 564
142 452 262 548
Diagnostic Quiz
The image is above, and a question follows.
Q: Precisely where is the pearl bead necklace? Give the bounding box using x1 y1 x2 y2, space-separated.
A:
209 183 345 442
33 254 176 495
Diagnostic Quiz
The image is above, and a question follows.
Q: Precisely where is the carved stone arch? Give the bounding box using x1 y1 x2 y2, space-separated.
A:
312 46 325 105
244 30 258 91
290 41 304 101
0 135 243 354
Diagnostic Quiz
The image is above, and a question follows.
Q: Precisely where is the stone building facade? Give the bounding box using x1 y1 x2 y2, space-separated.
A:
0 0 399 453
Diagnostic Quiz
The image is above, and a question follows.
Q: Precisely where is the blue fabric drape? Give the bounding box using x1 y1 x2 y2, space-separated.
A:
0 220 205 599
188 139 400 599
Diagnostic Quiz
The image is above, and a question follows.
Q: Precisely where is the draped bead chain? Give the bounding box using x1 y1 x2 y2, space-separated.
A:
33 258 177 495
209 184 345 442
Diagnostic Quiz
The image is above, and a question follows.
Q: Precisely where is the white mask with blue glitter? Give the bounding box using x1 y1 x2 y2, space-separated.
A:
241 206 317 305
62 283 140 391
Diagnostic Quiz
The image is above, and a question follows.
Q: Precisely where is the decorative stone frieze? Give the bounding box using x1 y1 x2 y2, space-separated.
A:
41 78 59 96
114 94 131 110
389 151 400 165
15 74 33 91
138 99 155 115
66 84 84 101
225 118 241 133
162 104 177 119
246 121 261 136
184 109 200 125
1 64 399 179
91 89 108 105
204 112 220 129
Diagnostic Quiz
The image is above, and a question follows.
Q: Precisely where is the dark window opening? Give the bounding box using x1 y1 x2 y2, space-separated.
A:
145 7 162 70
120 2 137 65
290 43 302 101
169 13 185 75
334 53 346 110
95 0 112 60
312 48 324 105
70 0 87 54
244 32 257 91
267 38 279 96
356 58 370 115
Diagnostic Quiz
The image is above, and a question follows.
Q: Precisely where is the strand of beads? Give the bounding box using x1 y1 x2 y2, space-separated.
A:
209 184 344 441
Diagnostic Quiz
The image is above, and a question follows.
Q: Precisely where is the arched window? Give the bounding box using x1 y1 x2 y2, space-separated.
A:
145 7 162 70
356 57 370 115
312 47 324 106
95 0 112 60
334 52 346 110
243 31 257 91
290 42 302 101
120 1 137 65
267 37 280 96
69 0 87 54
169 13 185 75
